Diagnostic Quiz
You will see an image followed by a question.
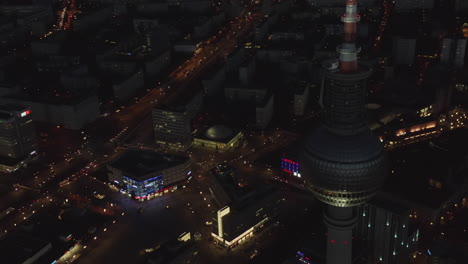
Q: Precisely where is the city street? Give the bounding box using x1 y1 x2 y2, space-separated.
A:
0 2 264 242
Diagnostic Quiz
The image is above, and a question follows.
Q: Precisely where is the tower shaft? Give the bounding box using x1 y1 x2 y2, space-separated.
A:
325 206 356 264
302 1 387 264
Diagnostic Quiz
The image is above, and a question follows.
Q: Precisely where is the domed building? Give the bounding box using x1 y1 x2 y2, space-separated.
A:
193 125 243 151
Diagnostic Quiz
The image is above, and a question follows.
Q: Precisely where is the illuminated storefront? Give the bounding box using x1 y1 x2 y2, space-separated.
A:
122 175 164 200
107 149 191 201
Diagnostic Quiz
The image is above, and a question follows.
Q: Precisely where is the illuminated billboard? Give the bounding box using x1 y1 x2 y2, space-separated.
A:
281 158 300 177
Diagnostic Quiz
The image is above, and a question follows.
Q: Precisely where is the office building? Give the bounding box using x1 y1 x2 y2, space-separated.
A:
255 93 274 129
301 1 387 264
202 63 226 97
384 134 468 223
209 164 282 248
383 118 440 149
152 92 203 152
356 193 419 264
392 37 417 65
306 0 375 6
427 240 468 264
0 95 101 130
440 38 467 68
455 0 468 11
0 104 37 160
395 0 434 10
294 83 311 116
193 125 243 151
147 239 200 264
107 149 191 200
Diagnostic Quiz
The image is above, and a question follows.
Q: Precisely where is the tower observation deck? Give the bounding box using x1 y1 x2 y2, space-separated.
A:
301 1 387 264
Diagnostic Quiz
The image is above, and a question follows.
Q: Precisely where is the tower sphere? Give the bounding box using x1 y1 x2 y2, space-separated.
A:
301 126 387 207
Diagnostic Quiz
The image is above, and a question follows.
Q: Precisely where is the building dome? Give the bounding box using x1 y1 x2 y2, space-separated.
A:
205 125 233 140
301 126 387 207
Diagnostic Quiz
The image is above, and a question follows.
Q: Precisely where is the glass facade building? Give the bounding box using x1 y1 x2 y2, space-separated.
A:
122 175 164 199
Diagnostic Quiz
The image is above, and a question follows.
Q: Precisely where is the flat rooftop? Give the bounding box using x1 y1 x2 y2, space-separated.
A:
3 92 96 106
0 103 27 112
0 111 12 120
0 234 51 264
108 148 189 180
370 192 412 216
222 187 281 241
210 165 253 206
383 129 468 209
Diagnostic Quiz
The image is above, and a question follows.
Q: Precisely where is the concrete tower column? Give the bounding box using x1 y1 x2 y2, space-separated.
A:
324 206 356 264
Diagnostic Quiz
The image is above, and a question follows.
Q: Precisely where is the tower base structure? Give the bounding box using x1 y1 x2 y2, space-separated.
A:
324 206 356 264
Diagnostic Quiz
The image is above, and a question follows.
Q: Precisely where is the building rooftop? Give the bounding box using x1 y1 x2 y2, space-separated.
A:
0 104 27 112
0 104 29 121
0 234 51 264
2 92 97 106
0 155 23 167
384 129 468 210
147 240 199 264
370 192 412 216
195 125 241 143
209 165 252 208
108 149 189 180
206 125 232 140
0 111 12 120
159 84 202 113
221 187 281 241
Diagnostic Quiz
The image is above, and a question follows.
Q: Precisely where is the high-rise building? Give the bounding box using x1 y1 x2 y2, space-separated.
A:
455 0 468 11
392 37 417 65
294 83 311 116
0 104 37 159
394 0 434 10
301 1 387 264
356 193 419 264
152 92 203 151
440 38 467 68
